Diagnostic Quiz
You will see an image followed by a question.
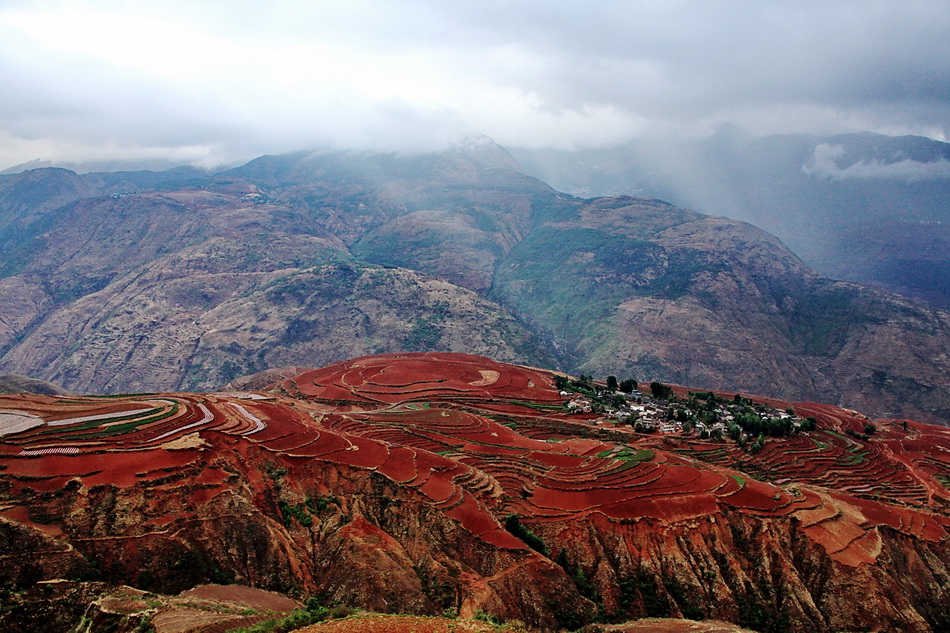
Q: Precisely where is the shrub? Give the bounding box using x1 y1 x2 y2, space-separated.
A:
305 596 328 618
504 515 548 556
473 610 502 625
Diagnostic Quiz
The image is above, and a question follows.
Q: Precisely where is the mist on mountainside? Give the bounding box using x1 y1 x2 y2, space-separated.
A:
511 128 950 309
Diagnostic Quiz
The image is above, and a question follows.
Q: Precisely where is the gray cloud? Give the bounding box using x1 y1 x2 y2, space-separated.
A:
0 0 948 169
803 143 950 181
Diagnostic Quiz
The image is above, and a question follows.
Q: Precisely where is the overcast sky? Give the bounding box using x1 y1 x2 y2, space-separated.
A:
1 0 948 169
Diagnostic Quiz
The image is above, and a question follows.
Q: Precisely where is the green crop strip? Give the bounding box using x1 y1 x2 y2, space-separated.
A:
76 404 182 439
839 451 869 466
506 400 567 412
40 404 181 439
596 447 654 462
37 407 164 435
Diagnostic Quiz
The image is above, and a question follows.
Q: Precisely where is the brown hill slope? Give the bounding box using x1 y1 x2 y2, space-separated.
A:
1 147 949 425
0 182 553 392
0 374 65 395
0 354 947 632
491 195 950 425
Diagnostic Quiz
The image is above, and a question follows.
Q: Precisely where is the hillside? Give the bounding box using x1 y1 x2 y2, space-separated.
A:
0 374 65 395
512 131 950 309
1 144 949 425
491 195 950 425
0 353 948 632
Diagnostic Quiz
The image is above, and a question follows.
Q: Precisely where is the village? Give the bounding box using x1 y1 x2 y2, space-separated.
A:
556 374 816 449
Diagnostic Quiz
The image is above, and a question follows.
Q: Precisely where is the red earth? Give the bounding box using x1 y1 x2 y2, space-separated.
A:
1 352 948 631
2 352 949 566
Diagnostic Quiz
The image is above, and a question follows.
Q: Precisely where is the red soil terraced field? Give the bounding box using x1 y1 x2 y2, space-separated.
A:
279 352 565 409
673 401 950 512
0 353 948 632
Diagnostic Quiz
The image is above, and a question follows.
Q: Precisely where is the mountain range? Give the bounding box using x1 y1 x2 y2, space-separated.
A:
1 137 949 426
512 130 950 309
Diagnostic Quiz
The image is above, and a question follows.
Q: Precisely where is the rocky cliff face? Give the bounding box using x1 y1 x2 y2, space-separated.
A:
1 354 948 632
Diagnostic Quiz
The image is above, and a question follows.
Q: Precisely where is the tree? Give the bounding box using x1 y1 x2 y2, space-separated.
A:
650 381 673 400
727 422 741 441
619 378 637 393
748 433 765 454
606 375 618 392
504 515 548 556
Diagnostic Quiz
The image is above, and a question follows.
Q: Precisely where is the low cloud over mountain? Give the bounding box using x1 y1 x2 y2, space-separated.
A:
1 1 948 169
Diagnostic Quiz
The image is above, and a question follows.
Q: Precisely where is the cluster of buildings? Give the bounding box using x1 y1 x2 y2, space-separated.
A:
562 386 797 440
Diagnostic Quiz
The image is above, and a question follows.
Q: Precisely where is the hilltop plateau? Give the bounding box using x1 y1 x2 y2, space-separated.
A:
0 353 948 632
1 142 949 425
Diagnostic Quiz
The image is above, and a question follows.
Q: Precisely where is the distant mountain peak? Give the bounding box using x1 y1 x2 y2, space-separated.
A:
0 158 53 175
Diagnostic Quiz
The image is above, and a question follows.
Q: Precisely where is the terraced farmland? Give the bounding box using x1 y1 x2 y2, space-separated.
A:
0 353 948 632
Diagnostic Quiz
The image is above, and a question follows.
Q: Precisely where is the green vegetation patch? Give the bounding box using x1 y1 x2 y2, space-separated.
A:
230 598 348 633
808 437 829 450
491 227 657 342
37 405 179 438
504 514 548 556
839 451 870 466
278 500 313 528
598 447 654 462
306 494 340 514
404 314 444 351
786 282 874 357
505 399 566 412
935 474 950 490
